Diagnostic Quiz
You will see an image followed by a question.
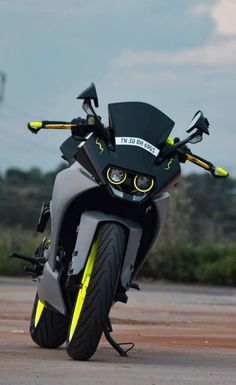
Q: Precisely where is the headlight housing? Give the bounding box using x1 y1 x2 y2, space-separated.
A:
105 166 155 198
106 167 127 185
134 175 154 193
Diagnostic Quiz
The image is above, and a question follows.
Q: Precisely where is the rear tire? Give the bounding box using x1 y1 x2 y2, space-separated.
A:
30 293 69 348
66 223 126 361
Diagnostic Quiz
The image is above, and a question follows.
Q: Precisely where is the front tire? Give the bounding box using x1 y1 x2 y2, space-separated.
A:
66 223 126 361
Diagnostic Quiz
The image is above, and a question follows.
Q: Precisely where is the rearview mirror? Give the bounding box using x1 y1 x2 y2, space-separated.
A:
82 99 96 116
77 82 99 108
188 133 203 144
187 111 209 135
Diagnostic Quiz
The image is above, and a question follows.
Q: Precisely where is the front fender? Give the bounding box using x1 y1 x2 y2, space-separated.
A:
68 211 143 290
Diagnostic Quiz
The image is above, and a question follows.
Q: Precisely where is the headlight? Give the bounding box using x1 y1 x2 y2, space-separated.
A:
106 167 127 185
134 175 154 193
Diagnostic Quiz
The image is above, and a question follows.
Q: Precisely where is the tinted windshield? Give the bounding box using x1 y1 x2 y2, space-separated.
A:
75 101 180 189
108 102 175 149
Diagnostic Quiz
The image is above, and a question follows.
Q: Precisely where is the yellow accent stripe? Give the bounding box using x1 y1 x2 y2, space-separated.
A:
186 154 210 170
69 238 98 342
34 299 44 328
44 124 77 129
165 158 174 170
44 238 51 247
96 137 104 153
215 167 229 177
165 136 174 145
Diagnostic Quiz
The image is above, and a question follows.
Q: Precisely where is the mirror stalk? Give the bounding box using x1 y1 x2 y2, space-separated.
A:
83 99 115 151
156 131 201 164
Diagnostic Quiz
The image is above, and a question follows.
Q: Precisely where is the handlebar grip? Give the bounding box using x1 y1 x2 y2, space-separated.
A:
28 121 77 134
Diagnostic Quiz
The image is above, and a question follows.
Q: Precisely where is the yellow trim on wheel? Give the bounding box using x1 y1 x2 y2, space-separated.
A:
69 237 98 342
34 299 45 328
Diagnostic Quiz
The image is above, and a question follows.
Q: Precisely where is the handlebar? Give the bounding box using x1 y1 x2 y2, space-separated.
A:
28 120 229 178
28 121 78 134
185 152 229 178
163 136 229 178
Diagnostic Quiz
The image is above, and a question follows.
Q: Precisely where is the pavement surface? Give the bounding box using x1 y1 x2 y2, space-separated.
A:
0 277 236 385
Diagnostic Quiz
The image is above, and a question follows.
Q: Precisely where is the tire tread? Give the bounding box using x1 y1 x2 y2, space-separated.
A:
66 222 126 360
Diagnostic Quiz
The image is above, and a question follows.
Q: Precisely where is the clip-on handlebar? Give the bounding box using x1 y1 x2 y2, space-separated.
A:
28 119 229 178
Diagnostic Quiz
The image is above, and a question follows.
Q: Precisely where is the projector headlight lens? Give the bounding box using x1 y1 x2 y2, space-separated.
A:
107 167 127 185
134 175 154 193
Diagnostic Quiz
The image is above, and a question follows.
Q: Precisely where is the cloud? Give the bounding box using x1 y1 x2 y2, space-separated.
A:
213 0 236 36
192 0 236 36
111 1 236 81
113 39 236 69
109 0 236 77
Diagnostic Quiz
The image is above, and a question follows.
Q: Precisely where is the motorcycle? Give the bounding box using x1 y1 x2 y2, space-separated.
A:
11 83 229 360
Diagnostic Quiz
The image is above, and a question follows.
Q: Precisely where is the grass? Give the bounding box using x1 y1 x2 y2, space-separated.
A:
0 228 42 276
141 243 236 286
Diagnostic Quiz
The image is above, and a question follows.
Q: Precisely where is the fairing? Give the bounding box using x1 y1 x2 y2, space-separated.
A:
75 102 180 196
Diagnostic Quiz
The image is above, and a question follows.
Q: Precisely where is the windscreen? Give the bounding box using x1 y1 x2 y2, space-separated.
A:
108 102 175 152
76 101 178 185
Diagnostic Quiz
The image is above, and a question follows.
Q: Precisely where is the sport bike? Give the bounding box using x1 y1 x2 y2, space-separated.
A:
11 83 229 360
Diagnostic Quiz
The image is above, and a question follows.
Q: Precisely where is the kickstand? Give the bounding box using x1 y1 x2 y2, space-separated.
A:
103 317 134 357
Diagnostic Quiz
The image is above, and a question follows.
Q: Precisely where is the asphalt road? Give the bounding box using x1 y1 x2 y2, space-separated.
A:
0 277 236 385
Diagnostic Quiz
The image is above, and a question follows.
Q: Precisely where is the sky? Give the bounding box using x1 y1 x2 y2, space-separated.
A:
0 0 235 176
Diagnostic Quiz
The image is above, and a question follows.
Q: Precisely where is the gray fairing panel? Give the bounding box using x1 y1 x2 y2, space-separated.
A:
47 162 99 271
37 261 66 314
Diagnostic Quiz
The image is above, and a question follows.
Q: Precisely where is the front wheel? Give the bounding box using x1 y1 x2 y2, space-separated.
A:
66 222 126 361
